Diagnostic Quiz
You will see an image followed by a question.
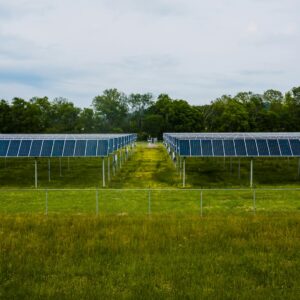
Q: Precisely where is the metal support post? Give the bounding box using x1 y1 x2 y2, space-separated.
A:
238 158 241 180
250 159 253 188
45 189 48 215
102 158 106 187
253 190 256 214
120 150 122 169
183 158 186 187
48 158 51 182
35 159 38 188
96 189 99 215
180 157 182 179
108 155 110 182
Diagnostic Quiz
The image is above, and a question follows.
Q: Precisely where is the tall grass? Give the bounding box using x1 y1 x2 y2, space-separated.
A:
0 214 300 299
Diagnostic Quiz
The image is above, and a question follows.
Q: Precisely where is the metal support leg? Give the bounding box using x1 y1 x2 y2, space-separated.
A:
180 157 182 179
183 158 186 187
250 159 253 188
120 151 122 169
48 159 51 182
102 158 105 187
108 155 110 182
35 159 38 188
238 158 241 180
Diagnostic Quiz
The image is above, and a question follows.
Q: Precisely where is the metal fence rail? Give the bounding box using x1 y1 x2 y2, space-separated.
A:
0 188 299 215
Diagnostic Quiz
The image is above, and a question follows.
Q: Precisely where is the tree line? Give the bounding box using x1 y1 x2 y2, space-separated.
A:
1 87 300 139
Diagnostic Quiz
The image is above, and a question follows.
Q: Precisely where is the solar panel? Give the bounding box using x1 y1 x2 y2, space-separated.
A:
97 140 108 156
40 140 53 157
234 140 247 156
0 140 9 156
267 139 281 156
18 140 32 157
245 139 258 156
86 140 97 156
63 140 76 157
179 140 190 156
278 139 292 156
0 134 136 158
30 140 43 157
223 140 235 156
74 140 86 156
7 140 21 157
190 140 201 156
201 140 213 156
290 139 300 156
256 139 269 156
212 140 224 156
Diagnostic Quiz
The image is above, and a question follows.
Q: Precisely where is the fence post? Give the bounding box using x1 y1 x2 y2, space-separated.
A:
200 190 203 217
148 188 151 215
45 189 48 215
96 189 99 215
253 189 256 215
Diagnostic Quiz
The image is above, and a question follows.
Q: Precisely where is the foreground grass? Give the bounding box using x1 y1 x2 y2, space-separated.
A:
0 214 300 299
1 188 300 214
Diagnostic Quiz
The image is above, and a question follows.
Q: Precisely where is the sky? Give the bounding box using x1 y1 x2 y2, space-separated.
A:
0 0 299 107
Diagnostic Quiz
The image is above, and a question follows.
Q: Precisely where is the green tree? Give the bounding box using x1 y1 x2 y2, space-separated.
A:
93 89 128 131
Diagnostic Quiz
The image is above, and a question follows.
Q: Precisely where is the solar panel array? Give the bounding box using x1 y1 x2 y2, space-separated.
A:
0 134 136 158
163 133 300 157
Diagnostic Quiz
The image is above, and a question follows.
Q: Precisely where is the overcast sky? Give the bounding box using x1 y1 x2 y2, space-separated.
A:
0 0 299 107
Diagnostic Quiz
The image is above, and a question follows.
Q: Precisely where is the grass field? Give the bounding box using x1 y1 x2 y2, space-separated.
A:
1 214 300 299
0 143 300 299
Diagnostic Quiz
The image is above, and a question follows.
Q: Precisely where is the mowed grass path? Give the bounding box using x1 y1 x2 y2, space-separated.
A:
109 143 180 188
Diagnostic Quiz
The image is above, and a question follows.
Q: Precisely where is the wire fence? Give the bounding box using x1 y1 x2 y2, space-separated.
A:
0 188 300 215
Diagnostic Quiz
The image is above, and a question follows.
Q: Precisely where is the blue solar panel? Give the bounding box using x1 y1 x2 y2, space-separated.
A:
267 139 281 156
86 140 97 156
223 140 235 156
74 140 86 156
52 140 65 157
0 140 9 156
278 139 292 156
109 139 114 154
212 140 224 156
18 140 32 157
190 140 201 156
40 140 53 157
201 140 213 156
234 139 247 156
289 139 300 156
7 140 21 157
179 140 190 156
113 138 118 150
30 140 43 157
97 140 108 156
63 140 75 157
245 139 258 156
256 139 269 156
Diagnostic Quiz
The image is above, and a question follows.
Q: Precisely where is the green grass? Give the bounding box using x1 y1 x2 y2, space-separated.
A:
0 214 300 299
1 143 300 299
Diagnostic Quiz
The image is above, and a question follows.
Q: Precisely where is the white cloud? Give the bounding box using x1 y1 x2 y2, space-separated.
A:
0 0 299 106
